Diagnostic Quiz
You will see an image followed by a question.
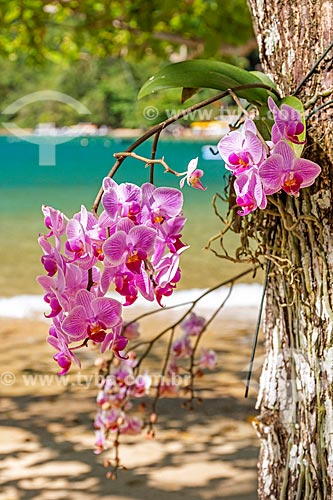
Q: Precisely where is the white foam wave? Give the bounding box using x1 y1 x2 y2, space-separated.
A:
0 283 263 320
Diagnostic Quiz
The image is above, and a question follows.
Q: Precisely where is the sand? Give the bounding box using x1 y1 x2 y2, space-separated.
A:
0 307 264 500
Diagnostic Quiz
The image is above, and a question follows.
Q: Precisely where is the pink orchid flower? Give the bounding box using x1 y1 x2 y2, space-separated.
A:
198 348 217 370
42 205 67 238
180 157 206 191
259 140 321 196
119 416 143 435
268 97 305 145
62 289 122 343
122 321 141 340
48 323 81 375
172 335 192 359
141 184 184 224
101 330 129 358
234 168 267 216
103 223 156 274
102 178 142 221
218 119 266 175
181 312 206 336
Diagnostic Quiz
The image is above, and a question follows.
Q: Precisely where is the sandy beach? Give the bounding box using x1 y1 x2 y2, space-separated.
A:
0 303 264 500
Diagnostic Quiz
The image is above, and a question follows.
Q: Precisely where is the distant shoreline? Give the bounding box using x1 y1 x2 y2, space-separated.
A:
0 126 226 141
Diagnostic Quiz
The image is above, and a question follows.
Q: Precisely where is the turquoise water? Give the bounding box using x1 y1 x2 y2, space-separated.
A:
0 135 255 296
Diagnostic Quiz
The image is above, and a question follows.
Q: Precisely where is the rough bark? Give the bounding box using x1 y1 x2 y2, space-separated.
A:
246 1 333 498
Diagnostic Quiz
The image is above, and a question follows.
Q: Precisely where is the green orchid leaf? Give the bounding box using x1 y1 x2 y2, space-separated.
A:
280 96 306 157
138 60 278 106
250 71 276 90
181 87 200 103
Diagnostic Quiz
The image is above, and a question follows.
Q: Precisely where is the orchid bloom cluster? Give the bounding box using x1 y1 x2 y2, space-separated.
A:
37 178 188 375
217 97 321 216
94 313 217 454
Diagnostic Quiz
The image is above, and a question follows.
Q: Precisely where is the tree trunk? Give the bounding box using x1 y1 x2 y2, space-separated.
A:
246 1 333 498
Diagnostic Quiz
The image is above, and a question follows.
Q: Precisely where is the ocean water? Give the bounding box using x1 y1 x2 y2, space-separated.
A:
0 134 262 310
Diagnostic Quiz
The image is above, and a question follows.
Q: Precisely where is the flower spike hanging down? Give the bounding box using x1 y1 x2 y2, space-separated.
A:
38 177 189 374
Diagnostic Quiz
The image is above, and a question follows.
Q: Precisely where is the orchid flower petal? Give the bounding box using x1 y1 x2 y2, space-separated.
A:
153 187 183 217
259 154 285 195
128 225 156 253
103 231 127 264
92 297 122 327
62 306 87 339
293 158 321 187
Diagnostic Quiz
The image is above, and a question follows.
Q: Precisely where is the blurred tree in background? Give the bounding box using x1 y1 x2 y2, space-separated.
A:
0 0 256 127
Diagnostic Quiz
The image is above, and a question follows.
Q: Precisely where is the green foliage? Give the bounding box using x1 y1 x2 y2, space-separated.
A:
138 60 278 106
0 0 257 127
0 56 200 128
0 0 254 62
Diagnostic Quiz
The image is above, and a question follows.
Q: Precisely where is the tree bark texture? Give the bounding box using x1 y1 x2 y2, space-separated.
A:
247 1 333 498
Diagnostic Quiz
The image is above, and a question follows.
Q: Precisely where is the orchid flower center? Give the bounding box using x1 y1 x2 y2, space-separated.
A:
153 215 164 224
126 250 146 273
189 176 200 186
92 243 104 260
229 152 250 167
282 172 302 195
88 321 107 342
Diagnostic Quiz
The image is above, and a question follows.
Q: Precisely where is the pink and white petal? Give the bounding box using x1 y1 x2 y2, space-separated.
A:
64 263 84 289
118 182 141 203
243 119 257 134
62 306 87 339
92 297 122 327
156 254 180 288
75 205 88 229
253 173 265 207
66 219 83 239
259 190 267 209
179 176 186 189
259 154 284 193
101 190 119 219
280 104 302 124
234 172 251 197
273 140 295 165
129 225 156 253
217 131 243 161
37 274 54 292
186 157 199 176
116 217 134 234
75 289 94 315
268 96 279 115
153 187 183 217
271 124 282 144
293 159 321 188
100 267 116 294
135 272 154 301
141 182 155 204
245 131 265 164
103 231 128 264
102 177 117 191
85 211 98 231
100 331 114 353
